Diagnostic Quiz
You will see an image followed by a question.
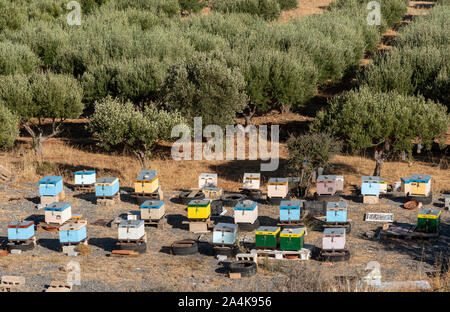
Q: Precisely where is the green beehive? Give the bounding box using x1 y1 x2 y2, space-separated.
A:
255 226 280 249
280 227 305 251
417 209 441 233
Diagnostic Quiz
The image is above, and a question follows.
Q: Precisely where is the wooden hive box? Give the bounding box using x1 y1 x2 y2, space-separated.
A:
139 200 165 220
361 176 380 196
401 174 431 197
417 208 441 233
74 170 96 186
118 220 145 241
326 201 348 223
8 221 34 241
234 200 258 224
280 227 305 251
59 221 87 244
134 170 158 194
95 177 120 197
316 175 340 196
187 199 211 220
267 178 289 198
322 228 346 251
198 173 218 189
279 200 301 222
213 223 238 245
202 186 223 199
39 176 63 197
243 173 260 190
255 226 280 249
44 202 72 225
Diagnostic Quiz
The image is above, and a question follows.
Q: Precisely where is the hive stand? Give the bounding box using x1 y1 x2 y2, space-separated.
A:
143 214 167 229
236 253 258 264
40 190 65 206
379 223 440 239
277 219 305 227
110 250 139 258
0 276 25 292
7 236 37 252
96 192 121 206
45 281 72 292
363 195 379 204
37 216 85 232
133 186 164 205
183 218 214 233
73 184 95 193
60 237 88 252
249 248 311 261
318 248 350 262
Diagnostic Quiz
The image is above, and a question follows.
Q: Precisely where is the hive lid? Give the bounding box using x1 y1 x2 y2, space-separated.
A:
362 176 380 182
95 177 119 185
280 200 301 208
255 226 280 235
418 209 441 218
44 202 71 211
8 220 34 228
244 173 260 180
136 170 157 181
317 175 338 181
39 176 63 184
235 200 257 210
119 220 144 228
75 170 95 175
268 178 288 184
60 222 86 231
326 201 347 210
199 173 217 178
214 223 238 232
188 199 210 206
203 186 221 191
401 174 431 183
140 200 164 209
280 227 305 236
323 228 345 235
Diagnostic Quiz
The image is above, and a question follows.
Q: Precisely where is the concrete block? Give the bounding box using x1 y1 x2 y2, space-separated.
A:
10 249 22 255
363 195 379 204
216 255 228 261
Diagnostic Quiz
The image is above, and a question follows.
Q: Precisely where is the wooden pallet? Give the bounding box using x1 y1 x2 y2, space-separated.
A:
132 187 163 204
73 184 95 193
60 237 88 247
110 250 139 258
278 220 305 227
96 193 121 206
322 221 351 229
182 219 214 233
8 236 36 246
379 224 439 239
37 218 86 232
143 216 167 229
249 248 311 261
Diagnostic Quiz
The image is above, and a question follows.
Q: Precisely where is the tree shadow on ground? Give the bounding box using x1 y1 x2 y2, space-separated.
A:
37 238 61 252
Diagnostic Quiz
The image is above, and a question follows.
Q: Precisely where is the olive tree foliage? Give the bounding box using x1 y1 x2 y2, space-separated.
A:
0 1 27 32
0 72 84 156
0 41 40 75
287 132 342 196
211 0 281 21
161 53 248 129
88 97 186 168
0 104 19 150
312 87 449 156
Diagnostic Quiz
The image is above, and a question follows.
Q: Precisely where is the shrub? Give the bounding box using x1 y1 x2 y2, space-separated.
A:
312 87 449 155
0 1 27 32
277 0 298 10
0 103 19 150
178 0 205 13
114 0 180 17
88 96 186 167
162 53 248 128
0 41 40 75
212 0 281 21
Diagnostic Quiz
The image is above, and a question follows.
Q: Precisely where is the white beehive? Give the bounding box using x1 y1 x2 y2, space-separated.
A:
118 220 145 241
199 173 218 189
243 173 260 190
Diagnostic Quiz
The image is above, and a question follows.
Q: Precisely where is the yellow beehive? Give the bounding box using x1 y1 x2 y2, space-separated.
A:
134 170 159 194
187 200 211 220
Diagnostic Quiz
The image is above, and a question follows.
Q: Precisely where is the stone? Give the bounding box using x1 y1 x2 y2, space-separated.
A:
10 249 22 254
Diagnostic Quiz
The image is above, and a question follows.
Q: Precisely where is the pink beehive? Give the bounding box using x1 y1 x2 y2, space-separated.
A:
322 228 346 251
317 175 343 196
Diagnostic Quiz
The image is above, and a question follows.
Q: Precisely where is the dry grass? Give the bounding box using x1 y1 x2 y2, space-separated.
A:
279 0 333 23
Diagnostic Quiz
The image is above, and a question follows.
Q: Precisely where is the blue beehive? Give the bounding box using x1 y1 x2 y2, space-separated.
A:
59 221 87 243
326 201 347 223
74 170 96 185
361 176 380 196
95 177 120 197
8 221 35 240
280 200 301 222
39 176 63 196
213 223 238 245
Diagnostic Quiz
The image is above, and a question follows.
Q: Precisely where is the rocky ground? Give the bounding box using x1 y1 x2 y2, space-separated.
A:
0 182 448 292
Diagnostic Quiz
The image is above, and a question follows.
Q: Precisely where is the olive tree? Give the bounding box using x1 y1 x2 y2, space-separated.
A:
287 132 342 196
0 104 19 150
162 53 248 128
0 72 84 156
0 41 40 75
88 96 186 168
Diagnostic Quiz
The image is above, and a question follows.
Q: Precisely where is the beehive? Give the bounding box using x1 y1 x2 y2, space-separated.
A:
243 173 260 190
118 220 145 241
213 223 238 245
279 200 301 222
39 176 63 197
361 176 380 196
95 177 120 197
280 227 305 251
322 228 346 251
187 199 211 220
267 178 289 198
140 200 165 220
134 170 158 194
199 173 217 189
255 226 280 249
59 221 87 244
326 201 348 223
44 202 72 225
316 175 343 196
8 221 34 241
74 170 96 186
234 200 258 224
202 186 223 199
417 209 441 233
401 174 431 197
